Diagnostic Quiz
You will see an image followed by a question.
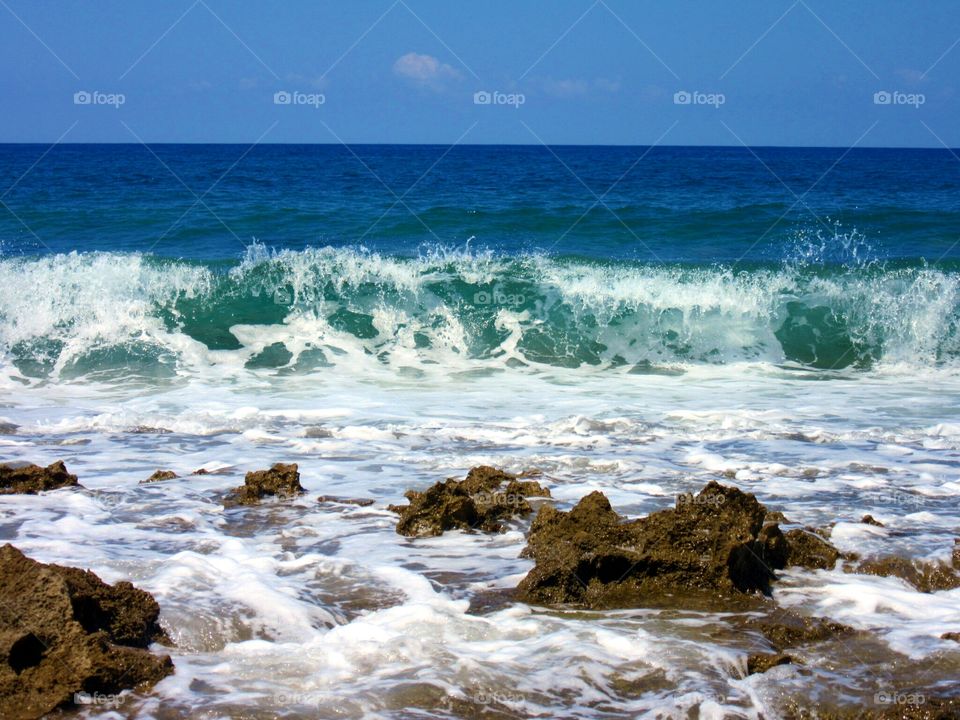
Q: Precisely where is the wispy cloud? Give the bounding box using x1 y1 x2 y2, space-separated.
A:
540 76 622 98
392 52 460 88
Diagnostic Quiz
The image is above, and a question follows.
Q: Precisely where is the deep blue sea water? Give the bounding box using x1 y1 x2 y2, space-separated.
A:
2 145 960 718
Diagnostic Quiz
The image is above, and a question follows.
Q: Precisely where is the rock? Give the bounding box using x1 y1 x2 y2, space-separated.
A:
0 461 80 494
225 463 305 506
942 632 960 643
0 544 172 719
850 555 960 593
749 612 853 651
783 528 841 570
746 652 793 674
0 422 18 435
141 470 177 484
861 514 884 527
516 481 788 608
389 466 551 538
317 495 375 507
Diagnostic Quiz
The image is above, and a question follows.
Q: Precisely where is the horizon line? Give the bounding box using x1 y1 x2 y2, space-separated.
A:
0 141 956 151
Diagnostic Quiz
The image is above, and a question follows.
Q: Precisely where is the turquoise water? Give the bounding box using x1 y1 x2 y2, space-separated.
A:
2 145 960 378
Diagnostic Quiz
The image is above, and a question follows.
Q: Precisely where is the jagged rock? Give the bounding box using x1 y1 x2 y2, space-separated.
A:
225 463 305 506
389 466 551 537
141 470 177 484
746 652 793 674
0 544 172 719
0 461 80 494
516 482 790 608
942 632 960 643
783 528 842 570
861 514 884 527
849 555 960 593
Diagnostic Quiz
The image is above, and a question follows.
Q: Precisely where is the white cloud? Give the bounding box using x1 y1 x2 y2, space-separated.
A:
541 76 622 98
393 52 460 87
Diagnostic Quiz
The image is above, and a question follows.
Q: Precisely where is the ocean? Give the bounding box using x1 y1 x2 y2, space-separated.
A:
1 143 959 717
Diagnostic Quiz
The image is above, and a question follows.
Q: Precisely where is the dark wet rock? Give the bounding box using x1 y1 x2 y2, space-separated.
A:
0 422 18 435
141 470 177 484
861 514 884 527
746 652 793 674
795 696 960 719
766 510 790 524
516 482 789 608
225 463 305 506
0 461 80 495
317 495 375 507
953 539 960 569
0 544 173 719
304 426 334 439
389 466 551 538
783 528 842 570
749 612 854 652
849 555 960 593
942 632 960 643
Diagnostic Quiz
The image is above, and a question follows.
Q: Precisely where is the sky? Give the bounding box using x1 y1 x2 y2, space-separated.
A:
1 0 958 146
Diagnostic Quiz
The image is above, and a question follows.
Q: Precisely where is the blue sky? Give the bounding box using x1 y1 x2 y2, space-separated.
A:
1 0 958 146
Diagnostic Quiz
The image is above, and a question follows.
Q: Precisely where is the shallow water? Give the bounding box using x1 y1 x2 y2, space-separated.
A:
2 361 960 718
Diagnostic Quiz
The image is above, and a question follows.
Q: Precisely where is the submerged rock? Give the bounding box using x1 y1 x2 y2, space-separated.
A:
317 495 375 507
225 463 305 506
748 612 854 651
0 461 80 494
516 482 794 608
746 652 793 675
0 544 173 719
390 466 551 537
848 555 960 593
861 514 884 527
141 470 177 484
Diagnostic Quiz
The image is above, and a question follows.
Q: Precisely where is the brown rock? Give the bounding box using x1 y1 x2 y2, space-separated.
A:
942 632 960 643
749 612 853 651
390 466 551 537
861 514 884 527
850 555 960 593
317 495 375 507
225 463 305 506
746 652 793 674
516 481 788 608
141 470 177 484
0 544 172 720
0 461 79 494
783 528 841 570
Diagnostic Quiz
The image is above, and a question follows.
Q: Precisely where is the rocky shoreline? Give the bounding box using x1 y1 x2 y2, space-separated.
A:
1 460 958 718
